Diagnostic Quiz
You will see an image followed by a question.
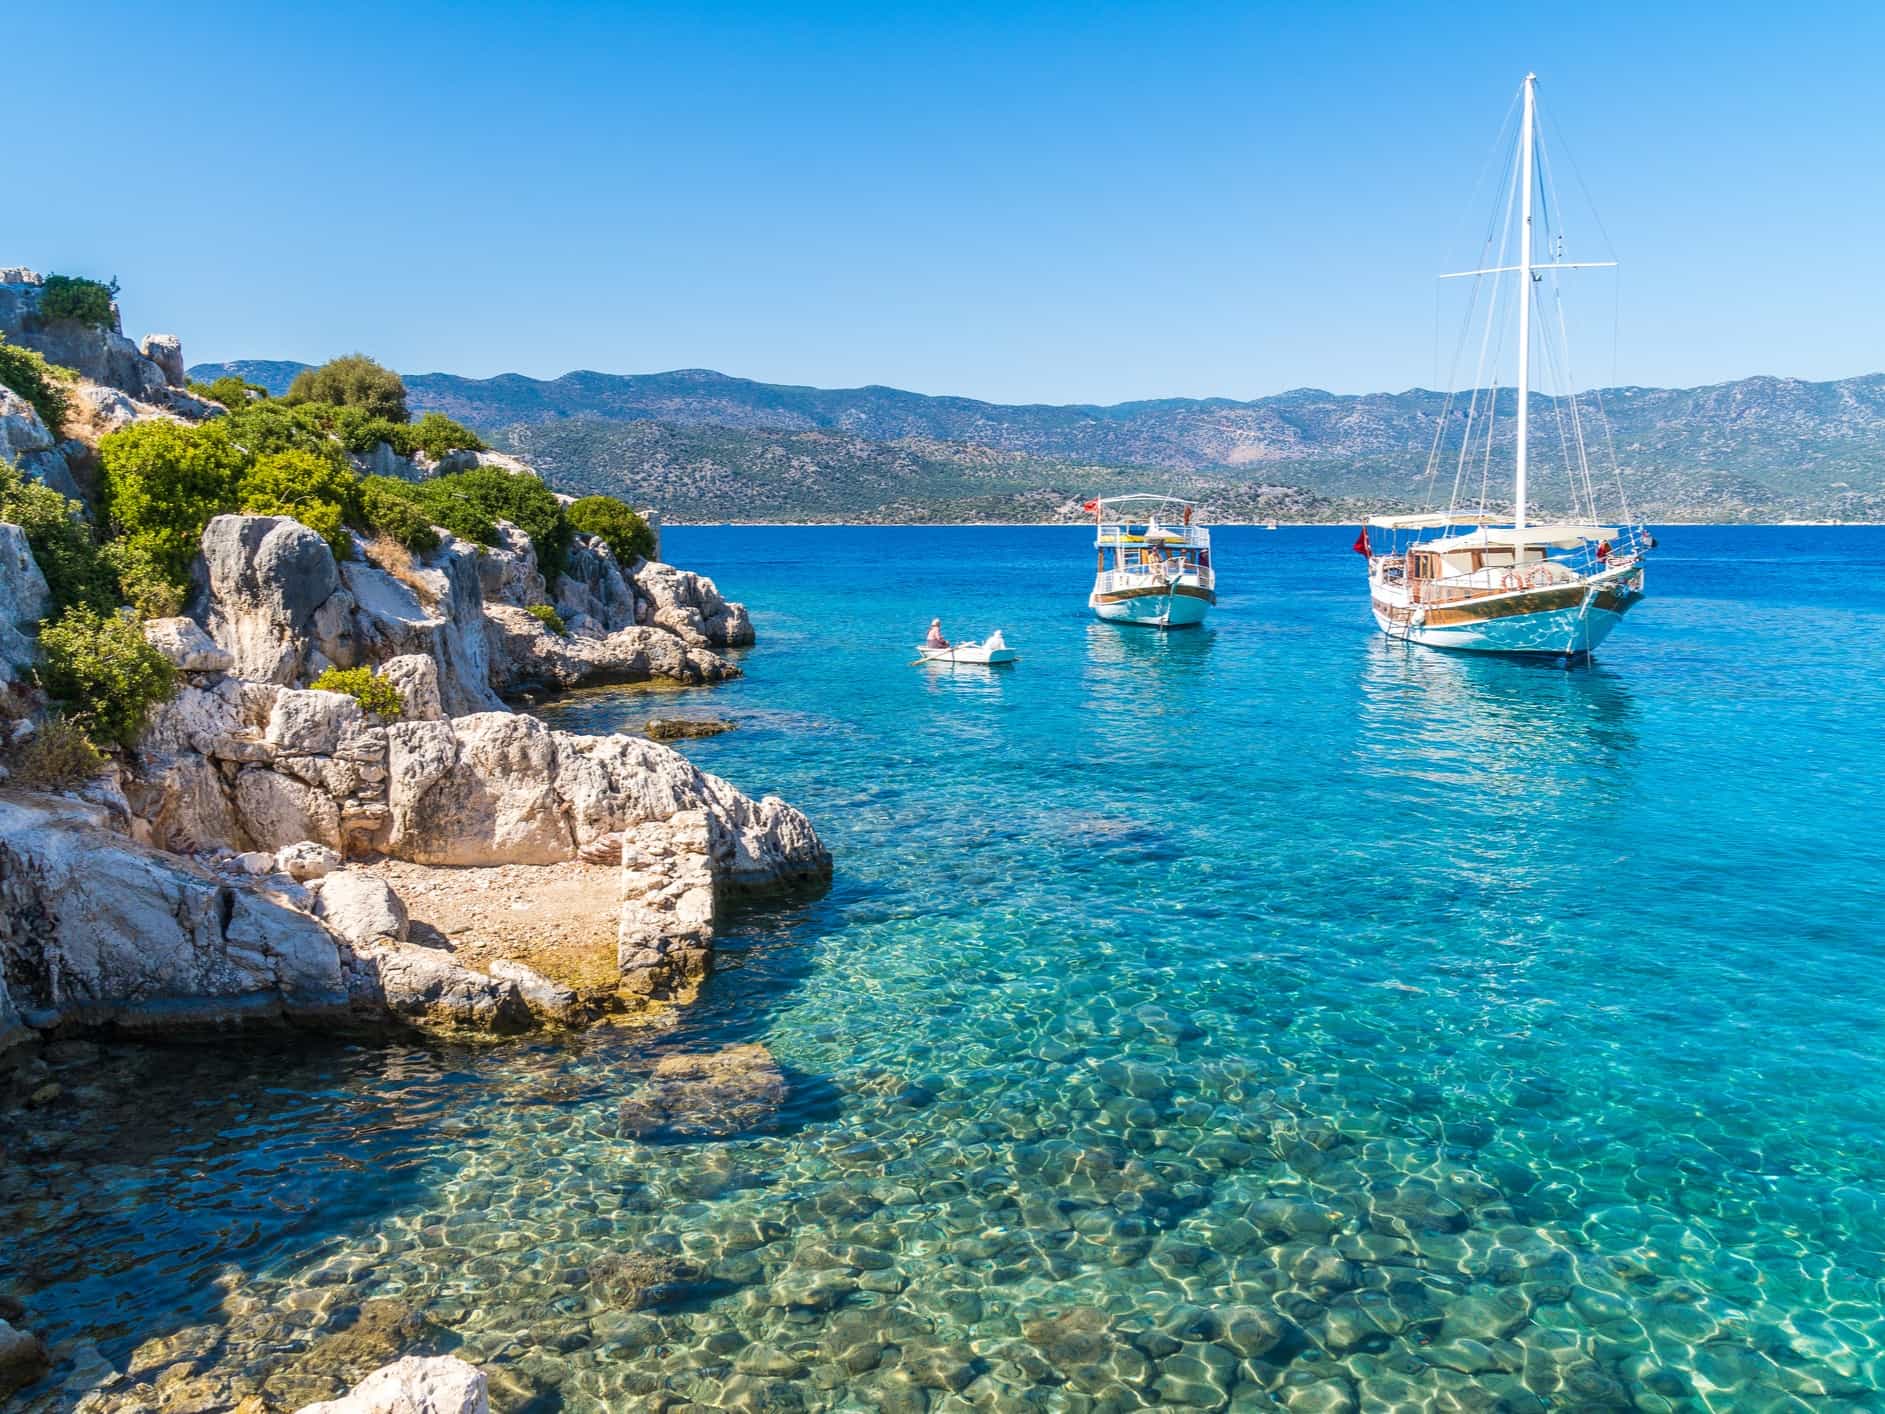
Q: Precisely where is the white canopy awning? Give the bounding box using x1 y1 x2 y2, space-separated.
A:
1423 524 1618 552
1367 512 1488 530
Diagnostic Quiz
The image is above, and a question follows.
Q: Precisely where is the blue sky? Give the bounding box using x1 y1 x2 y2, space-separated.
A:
12 1 1879 403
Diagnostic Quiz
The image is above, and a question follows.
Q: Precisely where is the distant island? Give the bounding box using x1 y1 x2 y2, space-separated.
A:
190 360 1885 524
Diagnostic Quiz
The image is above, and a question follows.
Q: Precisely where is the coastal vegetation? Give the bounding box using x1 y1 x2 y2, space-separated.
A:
34 273 118 328
73 357 643 607
309 664 405 719
0 333 75 435
34 605 176 748
284 352 410 421
568 493 658 564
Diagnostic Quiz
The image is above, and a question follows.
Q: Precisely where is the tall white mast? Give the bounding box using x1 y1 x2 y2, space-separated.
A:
1514 72 1536 531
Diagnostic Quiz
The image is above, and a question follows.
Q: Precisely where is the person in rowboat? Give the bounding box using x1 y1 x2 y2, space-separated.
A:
925 618 951 650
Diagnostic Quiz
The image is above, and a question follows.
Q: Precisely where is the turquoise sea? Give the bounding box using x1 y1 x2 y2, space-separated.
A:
4 525 1884 1412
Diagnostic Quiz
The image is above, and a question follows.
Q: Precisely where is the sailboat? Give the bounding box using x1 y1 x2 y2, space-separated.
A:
1361 74 1651 657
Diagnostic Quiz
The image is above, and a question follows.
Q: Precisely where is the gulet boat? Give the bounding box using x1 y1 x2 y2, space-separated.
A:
1361 73 1651 658
1088 495 1215 628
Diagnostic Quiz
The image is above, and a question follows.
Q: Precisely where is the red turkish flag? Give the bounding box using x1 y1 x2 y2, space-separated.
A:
1082 499 1098 513
1353 527 1372 557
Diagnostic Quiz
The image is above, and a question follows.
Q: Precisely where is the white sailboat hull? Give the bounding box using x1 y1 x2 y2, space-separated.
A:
1371 565 1645 657
1373 599 1627 655
1091 586 1212 627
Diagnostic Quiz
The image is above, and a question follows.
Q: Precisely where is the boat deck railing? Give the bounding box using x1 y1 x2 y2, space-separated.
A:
1375 552 1639 604
1095 524 1211 550
1095 566 1215 594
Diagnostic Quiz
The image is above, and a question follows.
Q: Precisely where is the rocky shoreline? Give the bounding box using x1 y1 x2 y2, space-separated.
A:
1 266 831 1056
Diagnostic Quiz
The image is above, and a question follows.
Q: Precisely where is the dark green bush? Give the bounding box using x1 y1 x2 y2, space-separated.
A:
0 333 75 437
37 274 119 328
310 665 403 719
285 354 408 422
567 495 657 567
100 536 185 619
3 713 106 790
0 463 115 615
219 400 347 461
399 412 486 460
96 420 247 592
35 606 177 749
189 375 267 410
423 466 571 576
525 603 567 636
358 476 440 553
238 449 361 556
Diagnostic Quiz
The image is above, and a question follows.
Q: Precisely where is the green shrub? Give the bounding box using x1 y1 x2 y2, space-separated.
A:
3 713 106 790
309 665 403 719
218 399 349 463
399 412 485 460
238 449 361 557
358 476 440 553
189 375 267 410
567 495 656 566
100 536 185 619
37 274 119 328
35 606 176 749
0 463 115 615
96 420 247 592
424 466 570 576
0 333 76 437
285 354 408 422
525 603 567 636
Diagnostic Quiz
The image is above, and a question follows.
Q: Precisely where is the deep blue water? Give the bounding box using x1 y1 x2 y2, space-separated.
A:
4 525 1883 1411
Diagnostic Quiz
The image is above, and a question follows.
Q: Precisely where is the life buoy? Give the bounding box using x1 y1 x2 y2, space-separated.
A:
1501 571 1520 590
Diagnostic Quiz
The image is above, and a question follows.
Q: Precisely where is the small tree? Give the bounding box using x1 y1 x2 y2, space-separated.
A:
36 606 177 749
567 495 657 566
96 420 248 592
423 465 571 576
358 476 440 553
0 333 76 437
37 274 119 328
0 463 115 615
238 449 362 556
285 354 409 423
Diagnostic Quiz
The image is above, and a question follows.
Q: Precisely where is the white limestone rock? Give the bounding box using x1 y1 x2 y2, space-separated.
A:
476 521 546 608
277 840 342 880
139 333 186 387
631 560 756 648
0 795 349 1034
341 535 503 716
484 604 738 693
0 387 55 465
141 615 234 673
266 688 366 756
198 514 346 683
554 532 638 633
296 1354 489 1414
380 652 443 721
342 940 528 1034
0 523 50 685
315 870 410 945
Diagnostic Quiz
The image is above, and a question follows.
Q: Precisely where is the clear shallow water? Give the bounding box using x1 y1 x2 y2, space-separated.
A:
5 526 1884 1412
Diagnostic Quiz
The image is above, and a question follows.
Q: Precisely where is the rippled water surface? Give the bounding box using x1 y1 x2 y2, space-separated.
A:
5 526 1884 1412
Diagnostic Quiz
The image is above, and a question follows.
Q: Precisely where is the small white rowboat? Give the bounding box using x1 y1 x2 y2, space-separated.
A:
915 630 1018 665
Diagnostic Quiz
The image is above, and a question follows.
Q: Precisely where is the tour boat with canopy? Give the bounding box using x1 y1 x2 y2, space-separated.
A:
1087 495 1215 628
1360 73 1652 657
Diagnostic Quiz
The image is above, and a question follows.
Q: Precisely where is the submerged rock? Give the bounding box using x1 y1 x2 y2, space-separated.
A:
619 1042 788 1138
588 1250 704 1309
296 1354 487 1414
646 716 736 740
0 1319 49 1400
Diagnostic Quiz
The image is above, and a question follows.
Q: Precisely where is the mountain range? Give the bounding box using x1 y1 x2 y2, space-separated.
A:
189 360 1885 523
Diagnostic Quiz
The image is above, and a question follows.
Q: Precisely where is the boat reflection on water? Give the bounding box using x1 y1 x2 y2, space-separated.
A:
1356 633 1638 783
